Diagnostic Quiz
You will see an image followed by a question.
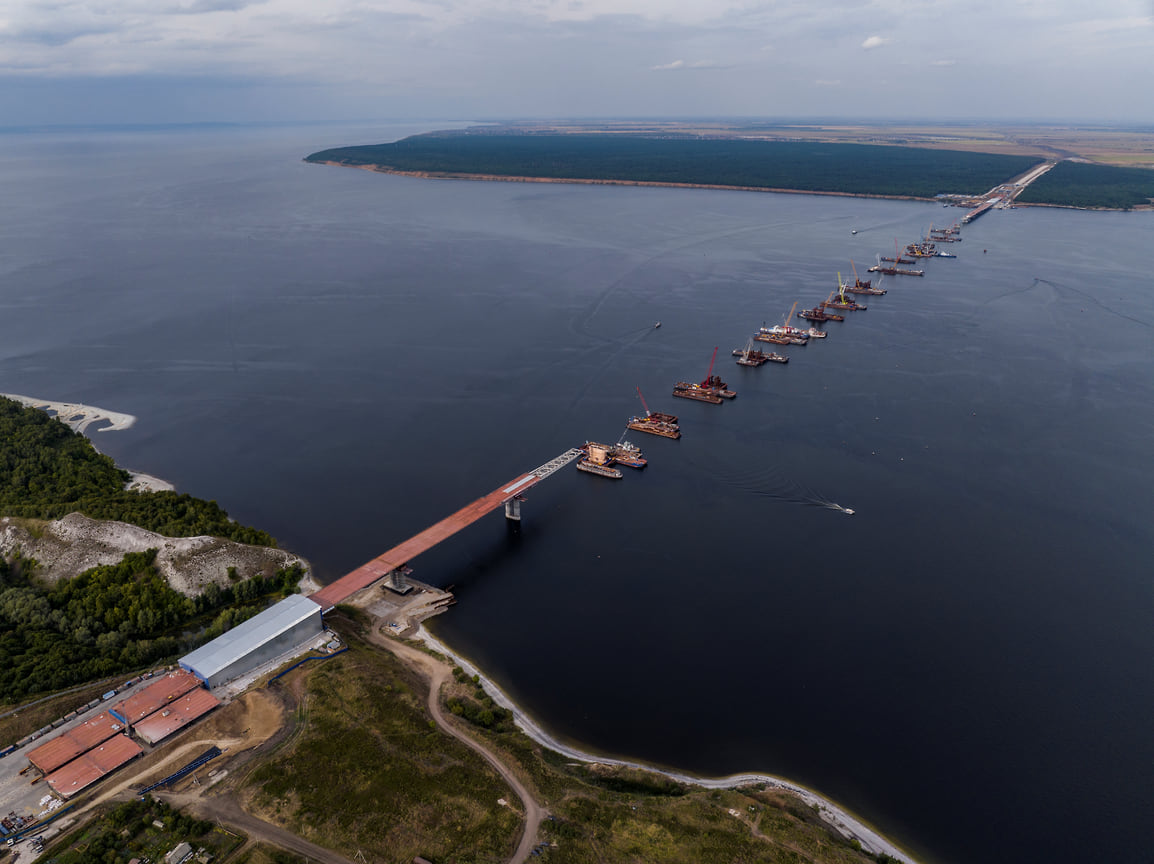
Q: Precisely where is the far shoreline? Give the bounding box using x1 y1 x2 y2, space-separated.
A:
309 159 1149 213
414 622 923 864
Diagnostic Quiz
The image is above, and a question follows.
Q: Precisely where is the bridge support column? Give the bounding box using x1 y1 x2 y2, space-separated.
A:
505 496 523 522
385 566 413 594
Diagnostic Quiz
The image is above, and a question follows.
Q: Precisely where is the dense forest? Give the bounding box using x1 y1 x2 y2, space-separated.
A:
0 396 273 545
307 132 1041 199
0 550 303 700
1015 160 1154 209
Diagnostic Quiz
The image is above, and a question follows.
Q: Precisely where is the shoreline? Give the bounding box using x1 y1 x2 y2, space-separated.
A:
312 160 941 204
413 623 921 864
1 392 176 492
311 159 1148 212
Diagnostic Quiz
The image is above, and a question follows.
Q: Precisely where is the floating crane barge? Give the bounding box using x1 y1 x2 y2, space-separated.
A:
673 348 735 402
627 387 681 438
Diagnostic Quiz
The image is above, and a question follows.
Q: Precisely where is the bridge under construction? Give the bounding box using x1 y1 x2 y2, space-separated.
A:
310 448 583 610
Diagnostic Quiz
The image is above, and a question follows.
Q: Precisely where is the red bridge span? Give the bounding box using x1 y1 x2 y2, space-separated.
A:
310 449 583 610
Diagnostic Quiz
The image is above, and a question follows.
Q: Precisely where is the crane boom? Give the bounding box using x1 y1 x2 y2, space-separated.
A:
636 386 652 417
705 346 718 382
784 300 798 325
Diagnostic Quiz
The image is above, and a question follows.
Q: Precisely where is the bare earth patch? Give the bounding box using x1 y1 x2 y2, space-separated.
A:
0 512 314 595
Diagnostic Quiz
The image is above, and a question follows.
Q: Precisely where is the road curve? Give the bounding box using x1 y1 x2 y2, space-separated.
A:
365 628 547 864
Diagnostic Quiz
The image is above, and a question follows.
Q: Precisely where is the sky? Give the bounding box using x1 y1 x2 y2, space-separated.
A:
2 0 1153 125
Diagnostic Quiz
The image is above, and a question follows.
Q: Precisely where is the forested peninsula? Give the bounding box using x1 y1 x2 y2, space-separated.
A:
307 132 1039 199
0 396 272 545
306 131 1154 208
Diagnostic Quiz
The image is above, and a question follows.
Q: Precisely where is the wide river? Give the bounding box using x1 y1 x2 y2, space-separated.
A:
1 123 1151 864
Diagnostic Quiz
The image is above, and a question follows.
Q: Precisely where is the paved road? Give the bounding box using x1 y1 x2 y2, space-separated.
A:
365 629 547 864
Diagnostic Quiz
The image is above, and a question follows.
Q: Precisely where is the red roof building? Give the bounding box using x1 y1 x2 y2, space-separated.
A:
44 734 142 798
110 670 201 727
133 688 221 745
27 712 126 775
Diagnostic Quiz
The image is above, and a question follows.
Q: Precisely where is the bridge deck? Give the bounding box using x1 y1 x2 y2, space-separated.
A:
310 472 541 609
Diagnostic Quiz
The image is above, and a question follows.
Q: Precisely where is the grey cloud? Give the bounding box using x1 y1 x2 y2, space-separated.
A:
171 0 268 13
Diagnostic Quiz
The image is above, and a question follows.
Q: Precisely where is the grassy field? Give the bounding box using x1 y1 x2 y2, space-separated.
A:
240 634 522 863
238 617 892 864
445 120 1154 165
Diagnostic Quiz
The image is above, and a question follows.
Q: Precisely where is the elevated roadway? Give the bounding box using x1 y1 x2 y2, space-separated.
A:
310 449 582 609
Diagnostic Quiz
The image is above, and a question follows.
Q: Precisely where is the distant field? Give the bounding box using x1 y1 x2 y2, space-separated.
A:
463 120 1154 166
307 133 1039 199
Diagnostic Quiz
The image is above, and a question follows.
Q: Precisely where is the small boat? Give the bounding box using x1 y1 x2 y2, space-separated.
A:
804 327 827 339
654 322 661 328
851 229 858 235
936 251 957 258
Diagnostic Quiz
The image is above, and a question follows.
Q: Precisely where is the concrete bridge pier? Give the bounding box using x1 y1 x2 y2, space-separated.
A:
505 495 525 521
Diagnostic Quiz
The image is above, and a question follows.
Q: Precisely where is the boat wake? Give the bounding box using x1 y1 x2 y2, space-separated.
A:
705 463 854 514
566 322 663 412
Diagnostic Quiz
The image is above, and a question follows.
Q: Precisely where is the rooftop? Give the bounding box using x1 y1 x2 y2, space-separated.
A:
180 594 322 682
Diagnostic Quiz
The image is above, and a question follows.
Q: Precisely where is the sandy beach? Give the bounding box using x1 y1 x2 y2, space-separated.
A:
414 625 919 864
2 392 176 492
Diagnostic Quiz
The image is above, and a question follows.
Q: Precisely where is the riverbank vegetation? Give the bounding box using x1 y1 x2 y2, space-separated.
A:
0 550 302 701
307 132 1041 199
1015 160 1154 209
239 615 887 864
0 396 273 545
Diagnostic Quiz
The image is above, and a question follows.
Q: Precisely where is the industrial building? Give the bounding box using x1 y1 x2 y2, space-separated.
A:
179 594 324 688
110 670 201 727
27 712 126 775
134 688 220 745
45 734 142 799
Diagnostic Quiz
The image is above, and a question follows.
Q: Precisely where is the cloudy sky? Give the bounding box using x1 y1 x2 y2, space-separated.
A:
2 0 1152 125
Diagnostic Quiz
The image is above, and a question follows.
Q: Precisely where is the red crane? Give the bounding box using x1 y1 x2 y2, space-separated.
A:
636 386 653 417
701 347 724 389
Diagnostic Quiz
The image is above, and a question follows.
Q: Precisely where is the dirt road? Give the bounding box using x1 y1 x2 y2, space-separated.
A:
161 791 356 864
364 628 547 864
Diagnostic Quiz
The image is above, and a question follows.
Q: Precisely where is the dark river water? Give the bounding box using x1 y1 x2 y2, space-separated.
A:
2 123 1151 864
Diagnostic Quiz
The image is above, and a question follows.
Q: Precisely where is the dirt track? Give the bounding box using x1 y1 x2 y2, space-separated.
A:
161 791 356 864
362 627 547 864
